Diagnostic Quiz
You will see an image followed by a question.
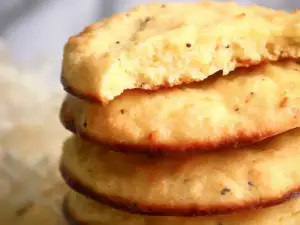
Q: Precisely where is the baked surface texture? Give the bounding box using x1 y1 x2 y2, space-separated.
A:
60 61 300 154
60 129 300 216
61 1 300 103
64 191 300 225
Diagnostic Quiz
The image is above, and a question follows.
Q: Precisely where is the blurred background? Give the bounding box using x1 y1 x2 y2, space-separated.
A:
0 1 299 224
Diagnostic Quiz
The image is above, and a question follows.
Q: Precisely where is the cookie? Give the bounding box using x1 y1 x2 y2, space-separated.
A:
63 191 300 225
60 61 300 154
60 129 300 216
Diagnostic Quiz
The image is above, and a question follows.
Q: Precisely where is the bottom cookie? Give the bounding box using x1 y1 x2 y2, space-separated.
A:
63 191 300 225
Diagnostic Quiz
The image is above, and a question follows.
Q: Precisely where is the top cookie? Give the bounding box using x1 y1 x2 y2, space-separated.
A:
62 1 300 104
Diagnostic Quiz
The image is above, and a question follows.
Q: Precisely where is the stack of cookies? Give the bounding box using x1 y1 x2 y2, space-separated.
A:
59 2 300 224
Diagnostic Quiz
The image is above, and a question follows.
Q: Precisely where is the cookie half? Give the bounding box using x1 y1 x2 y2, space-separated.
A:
62 1 300 104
